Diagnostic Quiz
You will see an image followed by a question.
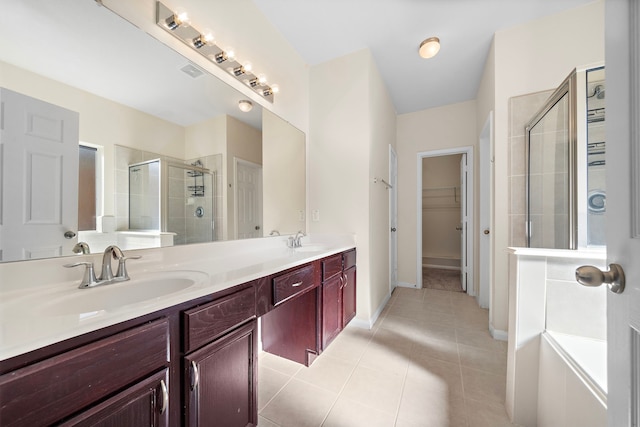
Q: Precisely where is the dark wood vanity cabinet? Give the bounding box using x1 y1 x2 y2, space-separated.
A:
0 248 356 426
0 318 171 427
182 287 258 427
321 249 357 350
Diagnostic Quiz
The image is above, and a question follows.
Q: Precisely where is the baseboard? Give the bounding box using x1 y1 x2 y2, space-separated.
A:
397 281 419 289
490 323 508 341
349 291 392 330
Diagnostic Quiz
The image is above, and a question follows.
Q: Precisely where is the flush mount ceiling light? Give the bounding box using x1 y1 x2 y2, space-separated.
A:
238 100 253 112
419 37 440 59
157 1 277 103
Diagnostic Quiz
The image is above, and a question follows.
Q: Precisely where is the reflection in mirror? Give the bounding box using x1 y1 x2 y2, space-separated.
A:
0 0 306 262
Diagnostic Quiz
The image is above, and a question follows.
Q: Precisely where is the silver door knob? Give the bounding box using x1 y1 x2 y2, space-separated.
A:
64 230 77 239
483 229 490 235
391 227 397 232
575 263 625 294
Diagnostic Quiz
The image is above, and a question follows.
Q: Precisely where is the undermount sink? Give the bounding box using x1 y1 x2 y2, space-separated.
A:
38 270 209 317
295 244 328 253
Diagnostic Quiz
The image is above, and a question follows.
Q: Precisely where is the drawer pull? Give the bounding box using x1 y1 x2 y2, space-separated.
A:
160 379 169 414
292 281 303 287
190 360 200 390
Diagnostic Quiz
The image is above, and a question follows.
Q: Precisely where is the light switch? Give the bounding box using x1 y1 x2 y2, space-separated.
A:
312 210 320 222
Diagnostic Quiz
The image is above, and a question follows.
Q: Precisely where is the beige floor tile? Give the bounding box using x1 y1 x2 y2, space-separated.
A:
457 344 507 376
414 319 458 344
406 355 464 398
455 328 507 353
260 351 304 376
358 342 411 376
423 289 454 304
379 315 423 338
260 378 338 427
398 375 468 427
411 335 459 364
464 398 516 427
420 301 456 317
294 354 356 393
391 297 428 311
320 326 373 364
340 365 405 415
371 326 415 351
393 287 425 300
258 366 292 411
321 396 396 427
460 366 507 406
258 415 281 427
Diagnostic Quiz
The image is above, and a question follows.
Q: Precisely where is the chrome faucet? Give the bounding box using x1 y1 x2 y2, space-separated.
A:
64 245 140 288
293 230 306 248
72 242 91 255
100 245 124 281
269 230 281 236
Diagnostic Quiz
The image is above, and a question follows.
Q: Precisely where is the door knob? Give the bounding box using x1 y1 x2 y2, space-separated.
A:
455 226 463 231
255 225 261 230
575 263 625 294
64 230 77 239
483 229 490 235
391 227 397 232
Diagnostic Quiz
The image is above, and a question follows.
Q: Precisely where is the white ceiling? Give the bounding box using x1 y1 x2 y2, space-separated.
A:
251 0 596 114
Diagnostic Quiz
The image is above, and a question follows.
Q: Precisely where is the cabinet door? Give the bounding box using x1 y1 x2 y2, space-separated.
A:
185 320 257 427
342 266 357 327
322 274 343 349
59 369 169 427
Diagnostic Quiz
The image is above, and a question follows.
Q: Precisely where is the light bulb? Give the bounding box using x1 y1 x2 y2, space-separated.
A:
238 100 253 112
165 7 190 30
225 48 235 61
257 74 267 84
419 37 440 59
270 84 280 94
193 30 214 49
243 62 253 73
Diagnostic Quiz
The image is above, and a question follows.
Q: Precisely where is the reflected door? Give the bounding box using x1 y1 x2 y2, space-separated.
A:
0 88 79 261
235 160 262 239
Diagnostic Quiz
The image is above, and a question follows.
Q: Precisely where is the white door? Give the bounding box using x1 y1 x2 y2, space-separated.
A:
459 154 468 292
389 145 398 293
235 159 262 239
479 113 492 308
604 2 639 424
0 88 79 262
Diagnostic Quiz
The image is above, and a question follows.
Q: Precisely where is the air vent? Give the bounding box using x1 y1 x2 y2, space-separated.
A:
180 63 204 79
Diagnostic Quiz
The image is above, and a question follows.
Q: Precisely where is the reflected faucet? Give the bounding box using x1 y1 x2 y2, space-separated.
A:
269 230 280 236
72 242 91 255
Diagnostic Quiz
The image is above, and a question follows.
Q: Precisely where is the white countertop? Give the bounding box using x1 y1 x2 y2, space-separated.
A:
0 234 356 362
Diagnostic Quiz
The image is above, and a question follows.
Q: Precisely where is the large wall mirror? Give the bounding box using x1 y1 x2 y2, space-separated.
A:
0 0 306 263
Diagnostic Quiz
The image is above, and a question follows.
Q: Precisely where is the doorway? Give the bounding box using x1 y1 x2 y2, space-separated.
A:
234 158 263 239
417 147 474 294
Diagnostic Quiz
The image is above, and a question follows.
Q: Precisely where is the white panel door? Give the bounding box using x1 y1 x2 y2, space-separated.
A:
235 159 262 239
389 146 398 293
0 88 79 262
606 1 640 424
459 154 468 292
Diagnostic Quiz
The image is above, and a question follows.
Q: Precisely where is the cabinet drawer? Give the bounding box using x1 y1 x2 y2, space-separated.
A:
273 264 315 306
183 287 256 353
0 318 169 427
322 254 343 281
344 249 356 270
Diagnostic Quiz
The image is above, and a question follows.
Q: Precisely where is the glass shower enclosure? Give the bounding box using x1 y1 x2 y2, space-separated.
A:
128 159 215 245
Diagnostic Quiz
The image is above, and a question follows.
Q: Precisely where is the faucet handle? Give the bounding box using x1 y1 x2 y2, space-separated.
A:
116 255 141 280
64 262 98 288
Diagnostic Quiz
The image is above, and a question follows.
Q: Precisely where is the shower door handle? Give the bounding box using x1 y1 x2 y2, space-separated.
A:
455 226 463 231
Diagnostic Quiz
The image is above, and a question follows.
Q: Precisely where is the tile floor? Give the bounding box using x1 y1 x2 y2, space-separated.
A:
257 287 517 427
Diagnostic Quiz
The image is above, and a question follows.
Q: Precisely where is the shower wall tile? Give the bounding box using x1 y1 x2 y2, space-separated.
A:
510 175 526 216
509 135 526 177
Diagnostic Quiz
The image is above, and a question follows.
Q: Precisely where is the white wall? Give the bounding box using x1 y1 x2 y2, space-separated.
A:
397 101 477 287
476 0 605 333
309 48 396 324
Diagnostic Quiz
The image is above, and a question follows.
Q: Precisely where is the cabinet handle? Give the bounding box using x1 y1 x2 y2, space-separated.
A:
291 281 303 287
343 273 348 287
159 379 169 414
190 361 200 390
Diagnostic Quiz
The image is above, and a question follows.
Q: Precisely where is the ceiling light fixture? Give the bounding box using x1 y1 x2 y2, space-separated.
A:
157 2 278 102
419 37 440 59
238 100 253 112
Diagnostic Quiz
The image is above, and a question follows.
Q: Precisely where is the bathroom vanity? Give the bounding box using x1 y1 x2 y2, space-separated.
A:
0 238 356 427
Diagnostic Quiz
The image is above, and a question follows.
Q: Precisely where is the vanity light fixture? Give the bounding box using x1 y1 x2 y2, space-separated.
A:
419 36 441 59
157 1 277 102
238 100 253 112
